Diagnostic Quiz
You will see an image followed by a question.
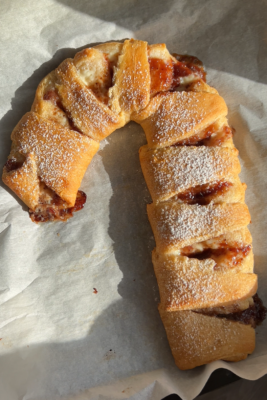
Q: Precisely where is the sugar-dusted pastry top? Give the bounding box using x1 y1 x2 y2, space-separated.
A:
147 201 251 252
2 39 266 370
152 251 257 312
139 145 243 203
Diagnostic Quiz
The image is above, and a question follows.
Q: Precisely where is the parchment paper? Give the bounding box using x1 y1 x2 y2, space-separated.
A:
0 1 266 399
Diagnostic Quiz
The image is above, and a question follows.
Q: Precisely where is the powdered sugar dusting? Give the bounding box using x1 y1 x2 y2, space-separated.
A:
64 83 120 134
13 113 97 195
160 307 253 369
158 257 224 308
151 92 203 143
145 146 236 199
109 41 150 115
156 202 228 242
118 59 150 113
156 255 255 311
56 60 122 139
3 39 254 368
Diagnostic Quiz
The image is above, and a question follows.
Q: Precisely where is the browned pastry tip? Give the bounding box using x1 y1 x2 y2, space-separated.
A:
2 152 40 209
187 79 219 94
2 112 99 208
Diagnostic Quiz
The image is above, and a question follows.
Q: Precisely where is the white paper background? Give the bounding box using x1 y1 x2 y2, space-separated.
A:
0 1 267 399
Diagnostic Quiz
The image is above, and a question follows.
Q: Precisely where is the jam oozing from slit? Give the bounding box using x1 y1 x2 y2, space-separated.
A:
173 125 233 147
195 295 266 328
174 124 217 146
149 54 206 95
206 126 233 147
172 54 206 82
183 245 252 269
172 60 206 88
4 158 25 172
29 190 87 223
149 58 173 95
176 181 232 205
217 294 267 328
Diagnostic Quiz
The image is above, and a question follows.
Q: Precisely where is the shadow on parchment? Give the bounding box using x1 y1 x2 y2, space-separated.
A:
54 0 267 85
0 299 182 400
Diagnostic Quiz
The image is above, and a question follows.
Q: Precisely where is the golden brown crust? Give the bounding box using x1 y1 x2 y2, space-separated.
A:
159 307 255 370
180 227 252 254
147 201 251 253
139 145 242 203
5 39 214 218
55 58 125 140
109 39 151 118
31 71 71 129
187 79 219 94
152 251 257 311
132 91 228 148
3 112 99 206
73 47 113 99
2 152 40 209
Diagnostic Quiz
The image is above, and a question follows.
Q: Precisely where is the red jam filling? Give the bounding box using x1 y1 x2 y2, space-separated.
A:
177 181 232 205
173 125 233 147
217 294 267 328
149 54 206 95
4 158 24 172
182 245 251 270
207 126 233 147
172 53 206 82
29 190 87 223
149 58 173 95
174 124 217 146
44 90 63 109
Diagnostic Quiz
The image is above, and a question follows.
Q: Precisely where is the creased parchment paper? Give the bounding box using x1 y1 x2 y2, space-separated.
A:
0 1 266 399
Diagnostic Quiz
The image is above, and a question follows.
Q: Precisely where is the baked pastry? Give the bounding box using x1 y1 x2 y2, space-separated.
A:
2 39 266 368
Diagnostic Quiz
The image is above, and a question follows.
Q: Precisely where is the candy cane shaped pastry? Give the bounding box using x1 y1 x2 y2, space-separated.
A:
2 39 266 368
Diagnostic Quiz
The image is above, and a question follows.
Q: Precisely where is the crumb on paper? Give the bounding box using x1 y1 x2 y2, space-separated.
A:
104 349 116 361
